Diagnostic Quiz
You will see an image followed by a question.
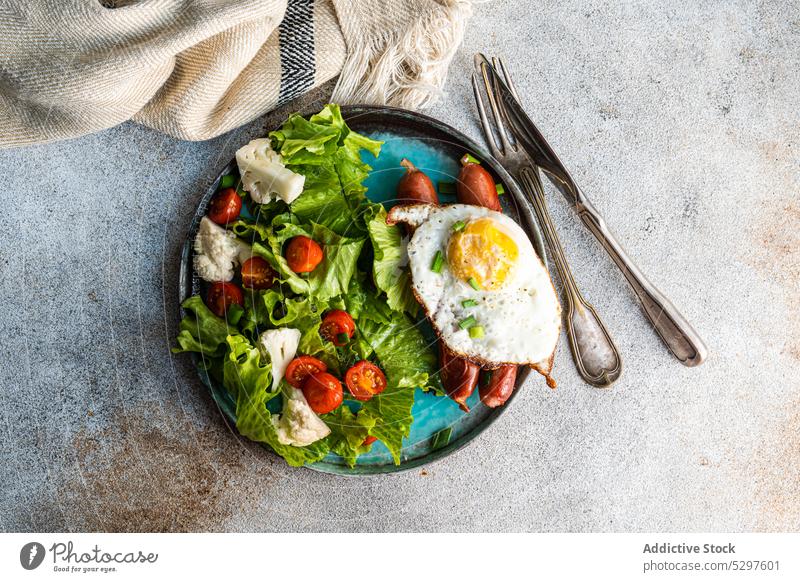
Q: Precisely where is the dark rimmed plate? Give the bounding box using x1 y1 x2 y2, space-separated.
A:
179 105 548 475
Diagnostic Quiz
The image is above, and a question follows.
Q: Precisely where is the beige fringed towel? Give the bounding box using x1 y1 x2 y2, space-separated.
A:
0 0 472 148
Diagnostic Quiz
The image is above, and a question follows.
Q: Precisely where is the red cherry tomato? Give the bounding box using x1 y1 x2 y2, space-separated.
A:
240 256 277 290
285 236 323 273
285 356 328 389
301 372 343 414
320 310 356 346
345 361 387 402
362 435 378 446
207 187 242 225
205 281 244 318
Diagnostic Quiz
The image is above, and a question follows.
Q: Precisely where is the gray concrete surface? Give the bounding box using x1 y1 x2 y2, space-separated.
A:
1 0 798 532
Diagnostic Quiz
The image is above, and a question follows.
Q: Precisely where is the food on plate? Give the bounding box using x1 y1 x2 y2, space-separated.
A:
207 187 243 225
235 138 305 204
240 256 277 289
319 310 355 346
259 327 332 446
273 385 332 446
193 216 251 282
397 158 438 204
174 104 560 469
301 372 344 414
439 344 481 412
205 281 244 318
456 154 502 211
259 328 302 391
479 364 517 408
285 356 328 389
175 105 441 468
285 235 323 273
345 361 387 401
387 202 561 374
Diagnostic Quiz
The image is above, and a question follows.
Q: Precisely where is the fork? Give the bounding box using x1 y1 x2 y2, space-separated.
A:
472 57 622 387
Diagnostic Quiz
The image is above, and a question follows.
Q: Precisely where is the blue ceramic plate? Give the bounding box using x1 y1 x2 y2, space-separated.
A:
179 106 548 475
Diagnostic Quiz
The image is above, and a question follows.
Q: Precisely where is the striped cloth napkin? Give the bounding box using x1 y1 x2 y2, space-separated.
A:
0 0 472 148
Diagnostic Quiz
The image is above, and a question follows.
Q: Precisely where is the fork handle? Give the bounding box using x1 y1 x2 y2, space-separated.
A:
576 197 708 366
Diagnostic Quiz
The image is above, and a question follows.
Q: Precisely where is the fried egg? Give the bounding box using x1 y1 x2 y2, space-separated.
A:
388 203 561 369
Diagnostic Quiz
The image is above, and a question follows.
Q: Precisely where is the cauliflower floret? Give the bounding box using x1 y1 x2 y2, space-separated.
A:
259 328 302 392
193 217 250 282
272 387 331 446
235 138 305 205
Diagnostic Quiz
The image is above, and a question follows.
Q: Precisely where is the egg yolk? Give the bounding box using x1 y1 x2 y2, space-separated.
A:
447 217 519 290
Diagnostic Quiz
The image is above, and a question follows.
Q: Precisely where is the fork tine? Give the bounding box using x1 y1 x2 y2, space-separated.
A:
471 73 502 159
494 57 522 102
479 61 514 154
489 57 520 150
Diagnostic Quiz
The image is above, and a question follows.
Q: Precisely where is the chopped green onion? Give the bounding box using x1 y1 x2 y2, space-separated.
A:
438 181 457 195
226 303 244 326
451 220 465 232
469 325 485 339
461 299 478 308
467 276 481 290
496 183 505 195
431 250 444 273
236 187 247 197
219 174 236 189
459 316 477 330
461 153 481 165
337 332 349 344
431 427 453 450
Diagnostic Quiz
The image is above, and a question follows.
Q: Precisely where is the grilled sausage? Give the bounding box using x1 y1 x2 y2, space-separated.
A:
479 365 517 407
456 158 501 211
439 344 481 412
398 158 438 205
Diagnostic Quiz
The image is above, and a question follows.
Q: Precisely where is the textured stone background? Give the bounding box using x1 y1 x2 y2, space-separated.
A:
1 1 798 532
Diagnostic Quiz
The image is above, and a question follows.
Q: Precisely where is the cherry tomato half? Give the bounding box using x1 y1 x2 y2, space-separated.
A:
240 256 277 290
320 310 356 346
205 281 244 318
345 361 387 402
301 372 343 414
285 356 328 389
362 435 378 446
285 236 323 273
207 187 242 225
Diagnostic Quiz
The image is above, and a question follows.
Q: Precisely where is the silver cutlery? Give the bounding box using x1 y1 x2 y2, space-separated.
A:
472 56 623 387
475 53 708 368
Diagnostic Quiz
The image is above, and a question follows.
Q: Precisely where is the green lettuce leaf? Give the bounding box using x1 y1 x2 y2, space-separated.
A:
240 287 340 372
356 312 438 463
306 223 365 301
224 334 329 467
322 406 377 467
288 163 360 235
364 203 418 317
173 295 232 357
269 113 340 163
277 104 383 236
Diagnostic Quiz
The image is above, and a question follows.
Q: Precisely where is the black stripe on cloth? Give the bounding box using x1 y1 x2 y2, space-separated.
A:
278 0 316 104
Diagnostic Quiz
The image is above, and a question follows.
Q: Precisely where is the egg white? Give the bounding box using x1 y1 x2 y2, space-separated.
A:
395 204 561 368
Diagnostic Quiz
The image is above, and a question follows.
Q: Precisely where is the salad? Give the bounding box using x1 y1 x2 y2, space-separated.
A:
174 105 441 468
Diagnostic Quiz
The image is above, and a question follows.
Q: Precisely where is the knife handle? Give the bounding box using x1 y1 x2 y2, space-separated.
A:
576 197 708 366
